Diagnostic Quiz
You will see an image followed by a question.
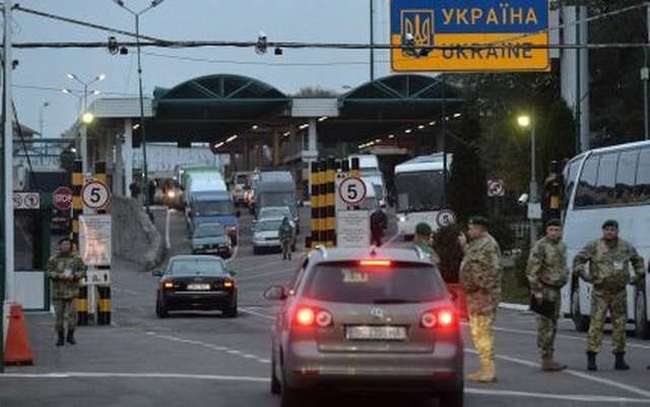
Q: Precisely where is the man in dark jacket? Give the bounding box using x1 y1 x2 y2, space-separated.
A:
370 205 388 247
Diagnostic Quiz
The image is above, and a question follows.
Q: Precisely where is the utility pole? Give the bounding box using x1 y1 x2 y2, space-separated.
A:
369 0 374 81
1 0 14 373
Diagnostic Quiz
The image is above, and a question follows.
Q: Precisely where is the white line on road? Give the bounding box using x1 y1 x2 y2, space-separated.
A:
236 267 295 282
240 307 276 320
465 349 650 399
4 372 650 403
165 208 171 250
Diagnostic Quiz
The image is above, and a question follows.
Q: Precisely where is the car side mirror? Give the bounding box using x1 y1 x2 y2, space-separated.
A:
152 270 163 278
228 270 237 277
264 285 287 301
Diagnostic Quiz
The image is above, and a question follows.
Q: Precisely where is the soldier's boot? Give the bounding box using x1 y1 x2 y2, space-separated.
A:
587 351 598 371
467 359 497 383
66 329 76 345
614 353 630 370
542 356 567 372
56 330 65 347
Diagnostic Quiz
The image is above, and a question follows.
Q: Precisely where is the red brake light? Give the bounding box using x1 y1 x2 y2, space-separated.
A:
421 309 456 329
294 306 333 328
359 260 392 267
296 308 315 326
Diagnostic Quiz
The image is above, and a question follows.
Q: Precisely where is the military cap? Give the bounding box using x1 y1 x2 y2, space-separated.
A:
602 219 619 229
415 222 432 236
468 216 489 228
545 218 562 228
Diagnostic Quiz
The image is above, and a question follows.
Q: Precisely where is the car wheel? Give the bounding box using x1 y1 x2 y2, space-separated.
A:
291 243 296 252
223 296 238 318
156 294 169 319
572 286 590 332
271 354 281 395
635 289 650 339
280 382 302 407
437 387 463 407
253 246 259 255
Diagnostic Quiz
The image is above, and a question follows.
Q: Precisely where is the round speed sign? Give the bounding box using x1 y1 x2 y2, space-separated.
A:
338 176 367 205
81 180 111 210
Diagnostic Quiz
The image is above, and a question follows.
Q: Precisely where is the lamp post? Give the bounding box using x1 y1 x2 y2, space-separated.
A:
39 101 50 155
64 73 104 177
113 0 166 217
517 113 539 247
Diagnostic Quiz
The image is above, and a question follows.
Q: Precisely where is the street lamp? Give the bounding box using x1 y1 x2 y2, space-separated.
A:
113 0 166 217
64 73 105 176
517 113 539 247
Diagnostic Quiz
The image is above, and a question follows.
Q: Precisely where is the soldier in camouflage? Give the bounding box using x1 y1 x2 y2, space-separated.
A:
459 216 502 383
526 219 568 372
573 219 645 371
47 238 86 347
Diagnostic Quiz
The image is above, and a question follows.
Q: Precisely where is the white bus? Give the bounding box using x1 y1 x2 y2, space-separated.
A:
394 153 452 238
561 140 650 338
349 154 387 206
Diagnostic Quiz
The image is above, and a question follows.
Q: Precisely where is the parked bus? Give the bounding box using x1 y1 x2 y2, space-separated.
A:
394 153 451 239
561 140 650 338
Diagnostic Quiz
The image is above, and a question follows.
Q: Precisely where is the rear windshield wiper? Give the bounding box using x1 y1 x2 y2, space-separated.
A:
372 298 414 304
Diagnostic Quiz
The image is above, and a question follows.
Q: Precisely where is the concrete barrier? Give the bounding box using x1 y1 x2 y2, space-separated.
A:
111 197 164 271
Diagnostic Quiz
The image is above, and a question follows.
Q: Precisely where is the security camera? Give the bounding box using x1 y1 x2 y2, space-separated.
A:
255 31 268 55
518 193 529 205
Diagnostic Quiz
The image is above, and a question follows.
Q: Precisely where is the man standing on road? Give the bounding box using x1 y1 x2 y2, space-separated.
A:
279 217 294 261
573 219 645 371
526 219 569 372
459 216 502 383
413 222 440 265
370 205 388 247
47 238 86 347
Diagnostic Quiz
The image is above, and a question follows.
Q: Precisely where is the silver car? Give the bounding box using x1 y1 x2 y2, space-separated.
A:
264 247 463 407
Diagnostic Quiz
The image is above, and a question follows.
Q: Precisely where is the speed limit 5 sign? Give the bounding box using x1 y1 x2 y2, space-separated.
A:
82 180 111 210
338 176 367 205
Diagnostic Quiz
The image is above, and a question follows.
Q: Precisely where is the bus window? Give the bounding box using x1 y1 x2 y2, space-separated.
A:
615 150 639 204
594 152 618 206
563 159 581 210
636 148 650 203
574 155 599 208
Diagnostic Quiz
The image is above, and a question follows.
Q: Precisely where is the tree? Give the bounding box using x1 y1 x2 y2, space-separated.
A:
448 104 487 223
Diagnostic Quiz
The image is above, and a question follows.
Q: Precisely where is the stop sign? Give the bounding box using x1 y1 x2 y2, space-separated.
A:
53 186 73 211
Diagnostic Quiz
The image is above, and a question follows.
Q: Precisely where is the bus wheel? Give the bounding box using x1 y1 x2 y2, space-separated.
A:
634 290 650 339
571 287 590 332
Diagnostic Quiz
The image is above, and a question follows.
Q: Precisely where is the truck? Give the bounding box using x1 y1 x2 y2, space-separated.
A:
253 171 299 234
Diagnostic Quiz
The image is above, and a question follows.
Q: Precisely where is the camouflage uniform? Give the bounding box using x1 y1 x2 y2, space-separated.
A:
47 252 86 331
526 237 569 359
279 220 294 260
460 233 502 380
573 239 644 354
414 239 441 265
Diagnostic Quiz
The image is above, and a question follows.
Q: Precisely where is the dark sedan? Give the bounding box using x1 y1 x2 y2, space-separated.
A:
154 255 237 318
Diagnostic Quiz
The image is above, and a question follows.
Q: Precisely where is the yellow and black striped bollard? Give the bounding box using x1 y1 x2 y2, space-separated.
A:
95 161 112 326
325 157 336 247
71 160 88 326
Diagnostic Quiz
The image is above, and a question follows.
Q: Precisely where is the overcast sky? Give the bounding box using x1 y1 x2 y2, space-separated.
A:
11 0 393 138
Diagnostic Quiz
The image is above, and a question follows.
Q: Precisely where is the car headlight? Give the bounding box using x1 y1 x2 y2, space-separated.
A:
397 214 406 222
167 190 176 199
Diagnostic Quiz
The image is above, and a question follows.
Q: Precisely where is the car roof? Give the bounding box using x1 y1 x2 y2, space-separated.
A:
307 247 433 265
258 216 285 222
169 255 225 262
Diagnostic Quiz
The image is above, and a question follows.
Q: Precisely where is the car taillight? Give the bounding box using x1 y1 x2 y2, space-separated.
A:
359 260 392 267
223 279 234 288
294 306 333 328
421 309 456 329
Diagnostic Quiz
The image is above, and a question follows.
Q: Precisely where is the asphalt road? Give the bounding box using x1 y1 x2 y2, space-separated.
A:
3 207 650 406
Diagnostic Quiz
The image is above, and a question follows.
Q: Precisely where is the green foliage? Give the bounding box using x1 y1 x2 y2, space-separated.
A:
431 224 464 283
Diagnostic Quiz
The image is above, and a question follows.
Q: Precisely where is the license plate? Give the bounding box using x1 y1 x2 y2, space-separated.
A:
187 284 211 291
346 326 407 341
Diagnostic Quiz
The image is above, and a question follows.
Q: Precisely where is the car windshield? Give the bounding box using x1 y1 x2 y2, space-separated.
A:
193 224 226 238
235 174 249 185
193 200 234 216
302 262 445 304
259 207 291 219
257 219 283 232
167 259 227 276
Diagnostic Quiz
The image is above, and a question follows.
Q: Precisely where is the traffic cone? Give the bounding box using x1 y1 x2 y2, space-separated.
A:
4 304 34 366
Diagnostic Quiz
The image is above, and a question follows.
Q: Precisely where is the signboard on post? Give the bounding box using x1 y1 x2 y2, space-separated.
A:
53 186 73 211
338 176 367 206
337 210 371 248
13 192 40 210
79 215 112 267
81 180 111 210
390 0 550 72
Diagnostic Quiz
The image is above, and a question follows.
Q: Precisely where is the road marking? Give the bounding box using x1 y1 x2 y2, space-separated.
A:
231 259 287 274
145 331 270 365
465 388 650 404
4 371 650 403
465 349 650 399
165 209 171 250
240 307 276 320
236 267 295 282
